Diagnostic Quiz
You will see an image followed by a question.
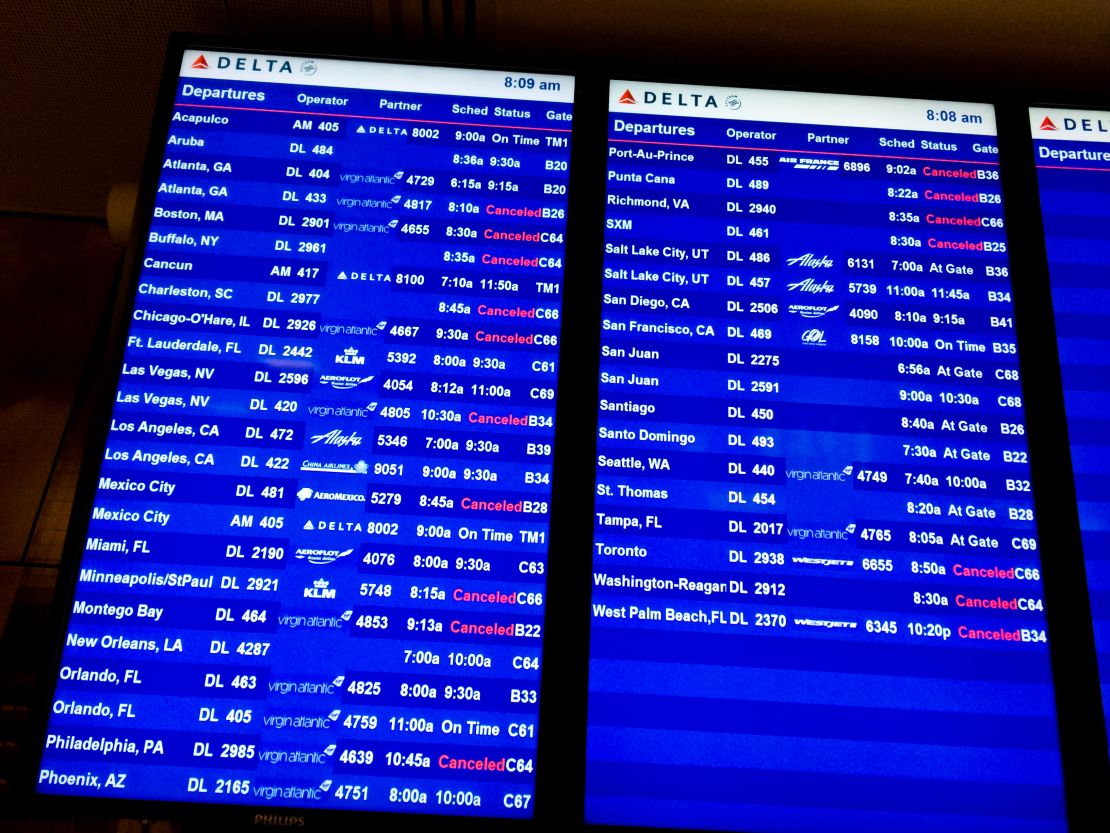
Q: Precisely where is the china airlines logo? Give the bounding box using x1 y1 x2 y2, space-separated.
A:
191 55 209 70
1039 117 1058 131
619 89 637 105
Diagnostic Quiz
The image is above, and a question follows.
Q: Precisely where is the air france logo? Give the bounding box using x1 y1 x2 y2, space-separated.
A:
190 55 209 70
1039 116 1058 131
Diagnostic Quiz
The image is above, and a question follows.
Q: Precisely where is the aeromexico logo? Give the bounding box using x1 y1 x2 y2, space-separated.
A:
190 53 294 74
1039 115 1109 133
618 88 721 109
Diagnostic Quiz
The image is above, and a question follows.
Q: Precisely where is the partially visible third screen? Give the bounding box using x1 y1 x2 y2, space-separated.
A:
585 81 1067 832
1031 106 1110 760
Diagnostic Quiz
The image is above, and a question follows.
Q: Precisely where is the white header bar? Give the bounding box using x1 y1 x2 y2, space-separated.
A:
609 80 996 136
1029 107 1110 144
180 50 574 103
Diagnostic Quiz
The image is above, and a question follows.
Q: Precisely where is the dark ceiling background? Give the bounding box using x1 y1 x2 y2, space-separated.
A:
0 0 1107 218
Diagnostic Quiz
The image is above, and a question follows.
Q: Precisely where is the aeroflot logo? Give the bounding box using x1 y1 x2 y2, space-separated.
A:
618 89 718 108
191 54 294 74
1039 115 1109 133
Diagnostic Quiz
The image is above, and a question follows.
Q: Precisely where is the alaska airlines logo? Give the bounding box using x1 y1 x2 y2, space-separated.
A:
619 89 719 108
786 253 834 268
787 278 835 293
310 429 362 447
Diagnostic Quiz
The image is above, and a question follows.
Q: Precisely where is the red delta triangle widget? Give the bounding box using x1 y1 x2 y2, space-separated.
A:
1040 116 1058 131
191 55 209 70
618 89 636 105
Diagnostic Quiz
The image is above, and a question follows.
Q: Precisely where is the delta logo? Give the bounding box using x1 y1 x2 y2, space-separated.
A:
190 53 293 74
617 89 718 108
1039 114 1109 134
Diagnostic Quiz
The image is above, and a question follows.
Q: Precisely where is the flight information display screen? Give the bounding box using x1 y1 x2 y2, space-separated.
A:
1031 106 1110 757
36 49 573 818
585 81 1066 832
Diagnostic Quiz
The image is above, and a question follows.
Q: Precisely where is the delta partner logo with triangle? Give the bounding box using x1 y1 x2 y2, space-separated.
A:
191 54 209 70
1039 116 1058 131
